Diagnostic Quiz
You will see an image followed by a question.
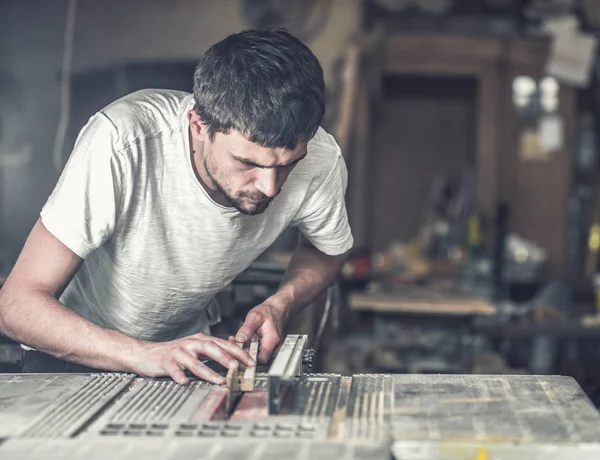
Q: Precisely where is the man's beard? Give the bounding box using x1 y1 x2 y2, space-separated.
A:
204 158 274 216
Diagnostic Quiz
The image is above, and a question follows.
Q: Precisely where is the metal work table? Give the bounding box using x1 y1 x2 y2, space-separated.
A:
0 372 599 459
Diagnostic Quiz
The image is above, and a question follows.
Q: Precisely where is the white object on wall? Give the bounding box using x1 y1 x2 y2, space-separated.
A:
544 16 598 87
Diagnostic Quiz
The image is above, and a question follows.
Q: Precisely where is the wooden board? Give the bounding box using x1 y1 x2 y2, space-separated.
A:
240 336 259 392
348 292 496 316
226 335 259 414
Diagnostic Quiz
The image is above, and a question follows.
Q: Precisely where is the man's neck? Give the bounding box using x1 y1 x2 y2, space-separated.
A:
188 130 230 206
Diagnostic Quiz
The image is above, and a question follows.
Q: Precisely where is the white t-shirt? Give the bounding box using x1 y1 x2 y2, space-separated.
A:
40 89 353 342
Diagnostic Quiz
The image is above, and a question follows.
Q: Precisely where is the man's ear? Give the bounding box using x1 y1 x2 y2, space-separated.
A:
188 110 207 141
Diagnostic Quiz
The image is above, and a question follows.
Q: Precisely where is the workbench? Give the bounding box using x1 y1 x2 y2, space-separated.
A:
1 372 599 459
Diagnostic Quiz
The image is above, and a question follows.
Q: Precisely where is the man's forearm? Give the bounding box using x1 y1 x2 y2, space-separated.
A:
0 288 140 371
268 236 348 320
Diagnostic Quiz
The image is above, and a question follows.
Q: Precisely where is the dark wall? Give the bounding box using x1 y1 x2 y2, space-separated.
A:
368 75 476 250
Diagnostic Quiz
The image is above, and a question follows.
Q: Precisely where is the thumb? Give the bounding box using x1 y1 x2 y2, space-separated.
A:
235 313 263 343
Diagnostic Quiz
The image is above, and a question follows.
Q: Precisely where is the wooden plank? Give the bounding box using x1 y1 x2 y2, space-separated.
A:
384 34 549 69
384 59 488 76
226 335 259 414
240 336 259 392
348 293 495 316
385 34 504 65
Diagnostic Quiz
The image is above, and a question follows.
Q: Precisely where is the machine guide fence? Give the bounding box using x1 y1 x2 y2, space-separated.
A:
266 334 309 415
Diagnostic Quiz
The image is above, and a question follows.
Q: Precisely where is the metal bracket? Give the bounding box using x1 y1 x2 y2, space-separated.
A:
267 334 309 415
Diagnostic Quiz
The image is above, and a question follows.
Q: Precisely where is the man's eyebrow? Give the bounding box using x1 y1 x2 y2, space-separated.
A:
234 156 264 167
232 151 307 168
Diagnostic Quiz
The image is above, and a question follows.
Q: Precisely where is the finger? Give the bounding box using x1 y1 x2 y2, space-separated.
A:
191 340 241 370
236 311 263 343
235 332 249 343
256 322 280 364
228 336 235 342
173 349 225 384
163 358 189 385
210 337 256 367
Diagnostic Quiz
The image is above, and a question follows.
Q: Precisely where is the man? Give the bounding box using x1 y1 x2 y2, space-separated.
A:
0 29 353 385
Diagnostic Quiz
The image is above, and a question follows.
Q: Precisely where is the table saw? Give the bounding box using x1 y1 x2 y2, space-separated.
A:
1 335 600 459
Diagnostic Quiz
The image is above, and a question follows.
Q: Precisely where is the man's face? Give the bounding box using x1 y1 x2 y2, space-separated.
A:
200 129 307 216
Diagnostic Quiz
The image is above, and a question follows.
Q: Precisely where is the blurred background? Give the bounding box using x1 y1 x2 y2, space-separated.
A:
4 0 600 405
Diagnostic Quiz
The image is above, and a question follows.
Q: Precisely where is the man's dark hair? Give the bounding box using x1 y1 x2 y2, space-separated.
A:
193 28 325 150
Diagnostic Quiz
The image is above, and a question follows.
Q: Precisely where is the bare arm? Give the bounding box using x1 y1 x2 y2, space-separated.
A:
0 219 133 368
274 234 348 318
236 234 348 362
0 219 253 383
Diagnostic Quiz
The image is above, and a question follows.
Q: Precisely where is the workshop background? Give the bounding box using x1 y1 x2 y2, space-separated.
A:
3 0 600 406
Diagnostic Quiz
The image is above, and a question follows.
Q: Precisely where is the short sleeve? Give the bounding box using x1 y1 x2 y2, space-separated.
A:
40 113 128 259
292 154 354 256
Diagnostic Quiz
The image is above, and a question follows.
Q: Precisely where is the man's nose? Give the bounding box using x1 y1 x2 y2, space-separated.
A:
255 168 278 198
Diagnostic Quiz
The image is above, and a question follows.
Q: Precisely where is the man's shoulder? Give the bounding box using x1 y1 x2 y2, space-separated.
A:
279 127 346 211
296 127 344 181
98 89 192 149
308 127 342 158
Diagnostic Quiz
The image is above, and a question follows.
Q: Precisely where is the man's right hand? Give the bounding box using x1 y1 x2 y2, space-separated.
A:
131 333 255 385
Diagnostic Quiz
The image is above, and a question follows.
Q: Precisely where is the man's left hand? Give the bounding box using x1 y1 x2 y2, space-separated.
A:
234 302 285 363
